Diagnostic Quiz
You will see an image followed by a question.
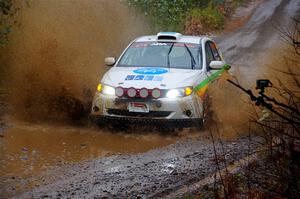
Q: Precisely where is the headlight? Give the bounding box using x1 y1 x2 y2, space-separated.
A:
166 86 193 98
166 89 180 98
97 83 115 96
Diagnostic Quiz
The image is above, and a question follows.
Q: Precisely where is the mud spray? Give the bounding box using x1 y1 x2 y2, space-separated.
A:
205 72 249 138
0 0 261 135
0 0 149 123
211 38 300 139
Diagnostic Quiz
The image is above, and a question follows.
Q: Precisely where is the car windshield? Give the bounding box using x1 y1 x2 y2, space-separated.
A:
117 42 202 69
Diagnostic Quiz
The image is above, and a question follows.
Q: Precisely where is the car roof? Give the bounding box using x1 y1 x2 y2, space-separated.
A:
135 33 205 44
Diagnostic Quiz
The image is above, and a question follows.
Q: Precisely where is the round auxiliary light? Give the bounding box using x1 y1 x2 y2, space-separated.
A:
139 88 149 98
127 87 137 98
151 88 161 99
115 87 124 97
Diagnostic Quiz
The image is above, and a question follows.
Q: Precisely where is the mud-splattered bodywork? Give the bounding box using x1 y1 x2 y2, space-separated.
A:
91 32 229 124
92 91 204 120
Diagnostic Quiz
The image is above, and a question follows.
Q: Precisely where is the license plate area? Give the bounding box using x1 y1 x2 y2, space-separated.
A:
128 102 149 113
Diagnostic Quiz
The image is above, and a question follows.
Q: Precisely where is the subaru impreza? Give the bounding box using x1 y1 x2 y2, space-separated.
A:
91 32 230 127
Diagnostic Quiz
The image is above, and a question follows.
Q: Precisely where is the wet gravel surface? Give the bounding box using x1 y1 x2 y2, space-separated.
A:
218 0 299 70
7 136 261 198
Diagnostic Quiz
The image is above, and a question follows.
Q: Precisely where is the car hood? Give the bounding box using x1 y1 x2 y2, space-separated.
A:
101 67 202 89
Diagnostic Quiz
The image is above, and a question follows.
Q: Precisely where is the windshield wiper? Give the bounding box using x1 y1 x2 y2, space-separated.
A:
167 43 174 69
184 44 196 69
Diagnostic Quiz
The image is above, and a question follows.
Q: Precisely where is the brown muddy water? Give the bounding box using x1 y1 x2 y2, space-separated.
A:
0 0 208 181
0 0 153 178
0 0 256 182
2 0 150 122
0 122 199 178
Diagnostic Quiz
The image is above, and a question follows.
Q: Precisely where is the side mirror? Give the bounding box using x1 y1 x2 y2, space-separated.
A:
104 57 116 66
209 61 225 70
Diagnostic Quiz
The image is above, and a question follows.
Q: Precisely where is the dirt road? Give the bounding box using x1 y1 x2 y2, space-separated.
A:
1 0 299 198
218 0 299 82
13 136 261 198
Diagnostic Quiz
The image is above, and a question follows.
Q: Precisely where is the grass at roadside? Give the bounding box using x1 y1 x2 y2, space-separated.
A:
126 0 246 34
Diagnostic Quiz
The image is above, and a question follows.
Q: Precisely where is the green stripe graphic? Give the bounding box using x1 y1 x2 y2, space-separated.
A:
194 64 231 91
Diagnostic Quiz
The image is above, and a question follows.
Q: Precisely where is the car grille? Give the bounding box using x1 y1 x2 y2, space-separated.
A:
107 109 172 118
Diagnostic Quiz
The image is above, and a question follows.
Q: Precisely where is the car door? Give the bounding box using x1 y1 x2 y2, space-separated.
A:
192 41 215 100
199 40 224 96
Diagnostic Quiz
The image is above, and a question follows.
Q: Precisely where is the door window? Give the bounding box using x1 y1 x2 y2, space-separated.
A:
205 42 214 70
205 41 222 71
209 42 221 61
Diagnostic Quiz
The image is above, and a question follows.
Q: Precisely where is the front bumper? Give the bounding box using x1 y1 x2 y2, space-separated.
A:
91 93 203 120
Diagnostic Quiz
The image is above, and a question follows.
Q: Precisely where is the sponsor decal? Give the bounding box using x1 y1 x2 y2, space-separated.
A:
150 43 168 46
131 42 149 48
125 75 135 80
144 75 154 81
153 76 163 81
173 43 198 48
133 67 168 75
124 74 163 81
130 42 199 48
134 75 145 80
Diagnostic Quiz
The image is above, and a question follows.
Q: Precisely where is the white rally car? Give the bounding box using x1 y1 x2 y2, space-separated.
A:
91 32 230 127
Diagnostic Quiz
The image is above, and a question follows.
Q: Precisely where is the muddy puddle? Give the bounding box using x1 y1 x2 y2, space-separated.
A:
0 122 202 178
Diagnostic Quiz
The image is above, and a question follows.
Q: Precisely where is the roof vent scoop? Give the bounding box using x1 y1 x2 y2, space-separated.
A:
157 32 182 41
